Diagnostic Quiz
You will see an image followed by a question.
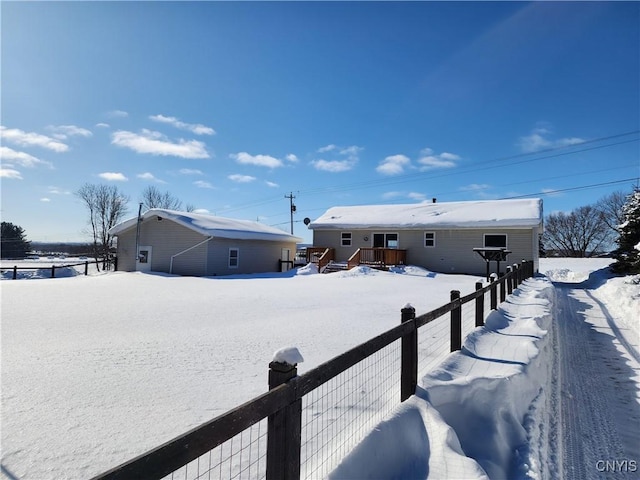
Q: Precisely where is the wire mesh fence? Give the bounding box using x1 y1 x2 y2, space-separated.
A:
300 340 401 479
417 317 451 380
162 420 268 480
92 262 534 480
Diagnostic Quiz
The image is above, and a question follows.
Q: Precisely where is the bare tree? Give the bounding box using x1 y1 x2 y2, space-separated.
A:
184 203 196 212
140 186 183 211
543 205 610 257
76 183 129 269
596 190 628 234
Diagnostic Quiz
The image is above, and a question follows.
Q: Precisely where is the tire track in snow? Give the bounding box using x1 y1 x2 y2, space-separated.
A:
554 283 640 480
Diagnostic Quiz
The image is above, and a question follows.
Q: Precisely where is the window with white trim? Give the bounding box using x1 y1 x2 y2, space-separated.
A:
484 234 507 248
229 248 239 268
341 232 352 247
373 233 399 248
424 232 436 247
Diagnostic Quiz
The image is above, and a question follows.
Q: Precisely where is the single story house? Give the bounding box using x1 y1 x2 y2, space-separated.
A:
307 198 543 276
109 209 302 276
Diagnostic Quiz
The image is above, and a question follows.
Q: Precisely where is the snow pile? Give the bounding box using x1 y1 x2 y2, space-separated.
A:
272 346 304 365
328 391 488 480
593 273 640 349
330 277 555 479
539 257 613 283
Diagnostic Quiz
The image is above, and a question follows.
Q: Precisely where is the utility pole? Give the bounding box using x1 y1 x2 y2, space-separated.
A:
285 192 296 235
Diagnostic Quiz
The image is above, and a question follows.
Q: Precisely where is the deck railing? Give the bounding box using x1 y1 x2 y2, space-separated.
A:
348 248 407 270
306 247 335 272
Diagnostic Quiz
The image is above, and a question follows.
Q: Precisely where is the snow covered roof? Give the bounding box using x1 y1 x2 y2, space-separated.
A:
109 209 303 243
309 199 543 230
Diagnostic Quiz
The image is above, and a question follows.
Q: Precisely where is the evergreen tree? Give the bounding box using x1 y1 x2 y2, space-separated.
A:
612 187 640 273
1 222 31 259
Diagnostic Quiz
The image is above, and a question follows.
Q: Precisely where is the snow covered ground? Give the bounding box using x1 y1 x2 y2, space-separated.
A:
1 258 638 479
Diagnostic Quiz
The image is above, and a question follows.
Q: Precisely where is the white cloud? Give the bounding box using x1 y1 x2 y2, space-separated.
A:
0 167 22 179
228 174 256 183
149 114 215 136
376 154 411 176
286 154 299 163
46 125 92 140
417 147 460 170
111 130 210 159
230 152 283 168
311 144 362 172
0 126 69 152
265 180 279 188
541 187 563 197
407 192 427 201
99 172 128 181
95 123 110 128
194 180 214 189
460 183 491 191
48 186 71 195
318 144 337 153
517 126 584 153
40 198 51 202
311 159 354 172
137 172 166 183
382 191 403 200
107 110 129 118
179 168 204 175
0 146 53 169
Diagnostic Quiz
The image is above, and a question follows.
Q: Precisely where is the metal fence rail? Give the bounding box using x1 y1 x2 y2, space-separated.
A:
92 260 534 480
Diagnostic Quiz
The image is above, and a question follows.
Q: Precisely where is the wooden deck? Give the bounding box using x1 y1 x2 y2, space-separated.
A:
307 247 406 273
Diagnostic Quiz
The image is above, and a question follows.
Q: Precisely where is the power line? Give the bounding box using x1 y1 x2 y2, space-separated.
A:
500 178 639 200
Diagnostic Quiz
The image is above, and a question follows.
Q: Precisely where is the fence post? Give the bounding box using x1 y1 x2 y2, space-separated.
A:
51 265 56 279
490 275 497 310
13 266 17 280
450 290 462 352
513 263 520 288
500 271 507 303
475 282 484 327
85 261 89 276
400 305 417 402
267 360 301 480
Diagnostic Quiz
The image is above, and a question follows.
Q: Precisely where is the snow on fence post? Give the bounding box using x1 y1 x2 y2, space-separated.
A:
450 290 462 352
475 282 484 327
400 305 417 402
267 349 303 480
490 274 498 310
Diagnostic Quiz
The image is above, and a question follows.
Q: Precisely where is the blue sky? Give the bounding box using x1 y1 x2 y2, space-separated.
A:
1 1 638 244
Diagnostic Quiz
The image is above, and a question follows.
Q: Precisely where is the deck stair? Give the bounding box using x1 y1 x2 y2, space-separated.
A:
321 261 349 274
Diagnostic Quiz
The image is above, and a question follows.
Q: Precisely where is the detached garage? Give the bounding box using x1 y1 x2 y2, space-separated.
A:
109 209 302 276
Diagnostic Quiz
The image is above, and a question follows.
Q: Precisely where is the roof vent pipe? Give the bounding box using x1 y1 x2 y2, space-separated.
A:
432 198 437 203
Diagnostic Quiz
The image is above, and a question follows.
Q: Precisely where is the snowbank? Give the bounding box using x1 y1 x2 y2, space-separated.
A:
330 277 555 480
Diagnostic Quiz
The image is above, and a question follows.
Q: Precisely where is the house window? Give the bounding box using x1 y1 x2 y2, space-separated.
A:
341 232 352 247
424 232 436 248
373 233 399 248
484 234 507 248
229 248 239 268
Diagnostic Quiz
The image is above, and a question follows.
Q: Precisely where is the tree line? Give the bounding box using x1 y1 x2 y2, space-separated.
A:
3 184 639 273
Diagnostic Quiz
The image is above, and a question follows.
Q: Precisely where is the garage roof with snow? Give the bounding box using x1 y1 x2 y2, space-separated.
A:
109 209 303 243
